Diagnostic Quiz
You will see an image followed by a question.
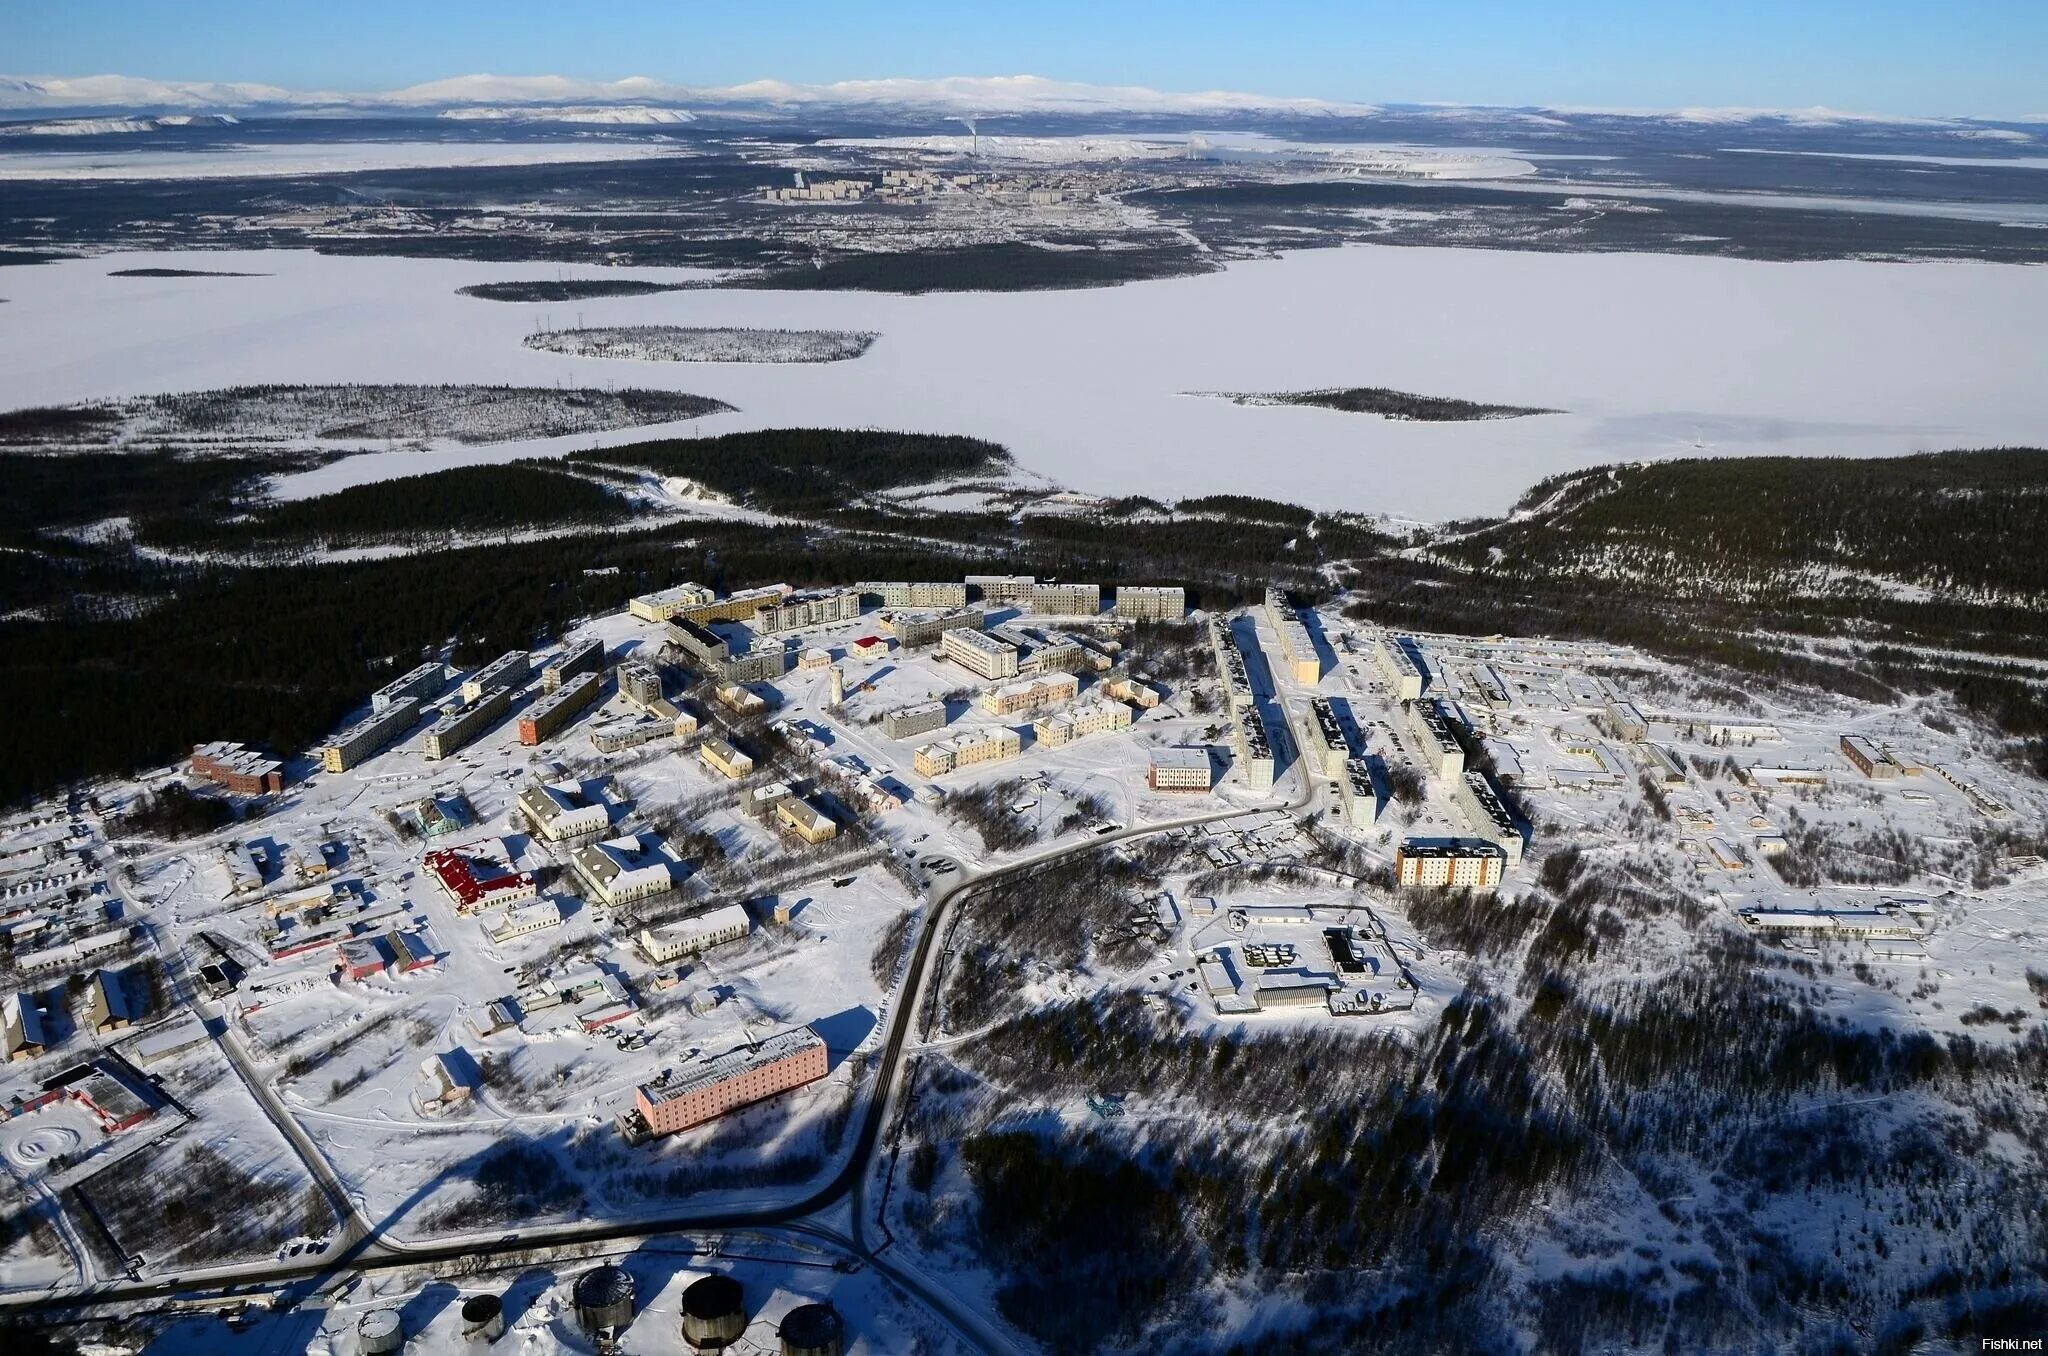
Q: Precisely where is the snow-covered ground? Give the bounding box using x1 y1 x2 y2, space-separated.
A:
818 131 1539 177
0 138 690 180
2 246 2046 519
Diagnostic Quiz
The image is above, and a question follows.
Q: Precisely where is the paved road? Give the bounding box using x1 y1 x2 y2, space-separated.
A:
9 792 1300 1352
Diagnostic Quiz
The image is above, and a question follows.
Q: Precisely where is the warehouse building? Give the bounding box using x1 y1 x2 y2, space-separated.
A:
776 796 839 845
628 583 716 622
1149 747 1214 793
700 737 754 780
1395 840 1505 890
1841 734 1901 779
190 741 284 796
914 726 1022 777
518 670 602 745
1035 699 1133 748
542 638 605 693
635 1025 829 1138
1114 586 1186 621
942 628 1021 681
1371 633 1427 703
884 607 982 650
462 650 530 703
861 581 968 609
882 701 949 740
322 698 422 772
1454 770 1525 868
423 685 512 760
751 588 862 635
980 672 1079 716
1405 700 1467 782
638 904 752 963
518 779 611 841
1028 582 1100 616
570 834 675 906
371 662 446 714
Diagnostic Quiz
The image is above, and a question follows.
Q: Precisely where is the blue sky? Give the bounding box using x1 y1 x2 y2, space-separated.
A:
14 0 2048 118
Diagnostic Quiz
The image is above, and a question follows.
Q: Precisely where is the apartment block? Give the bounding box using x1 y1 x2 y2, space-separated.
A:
190 741 284 796
517 670 601 745
700 737 754 780
638 904 752 963
423 685 513 760
634 1026 828 1137
617 660 664 709
914 726 1022 777
751 588 862 635
1395 840 1505 890
1454 769 1525 868
518 779 611 841
980 671 1079 717
322 698 422 772
1405 699 1467 782
942 627 1021 681
628 583 716 622
371 662 447 714
885 607 982 650
882 701 949 740
1371 633 1427 703
542 638 605 693
1028 582 1101 616
1113 586 1186 621
1034 699 1132 748
462 650 530 703
1148 747 1214 793
861 581 969 609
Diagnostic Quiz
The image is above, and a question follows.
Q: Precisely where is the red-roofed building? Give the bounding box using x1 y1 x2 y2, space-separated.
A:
423 848 539 915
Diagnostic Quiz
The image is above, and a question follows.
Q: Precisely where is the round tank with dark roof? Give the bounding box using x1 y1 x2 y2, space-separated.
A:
681 1273 747 1349
572 1262 636 1336
460 1292 504 1342
779 1301 845 1356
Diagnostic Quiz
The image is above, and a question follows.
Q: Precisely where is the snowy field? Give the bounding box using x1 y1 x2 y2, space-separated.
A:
2 246 2046 518
0 138 688 180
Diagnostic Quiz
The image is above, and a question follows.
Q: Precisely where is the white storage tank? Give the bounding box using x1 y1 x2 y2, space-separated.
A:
357 1308 404 1355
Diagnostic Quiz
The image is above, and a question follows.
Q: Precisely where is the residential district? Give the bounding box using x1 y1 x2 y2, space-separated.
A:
1 570 2037 1350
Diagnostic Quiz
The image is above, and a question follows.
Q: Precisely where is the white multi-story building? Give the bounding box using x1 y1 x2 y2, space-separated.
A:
1372 633 1427 703
517 779 611 841
462 651 530 703
1114 586 1185 621
639 904 752 962
942 628 1021 681
482 899 565 943
570 835 674 906
914 726 1022 777
1453 770 1525 868
1028 582 1100 616
1034 699 1133 747
862 581 969 609
1395 840 1505 890
371 662 447 714
1406 700 1466 781
1148 747 1214 793
980 672 1079 716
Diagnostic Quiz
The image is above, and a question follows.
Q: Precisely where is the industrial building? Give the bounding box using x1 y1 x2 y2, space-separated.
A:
1842 733 1901 779
190 741 284 796
1263 589 1323 685
462 650 530 703
570 835 675 906
1395 840 1505 890
370 662 446 714
638 904 752 963
1454 770 1525 867
1028 582 1100 616
1341 758 1381 829
321 698 422 772
1035 698 1133 747
1405 700 1467 781
882 701 949 740
482 899 565 944
980 671 1079 716
751 588 862 635
542 638 605 693
1234 707 1276 792
776 796 840 845
423 685 512 760
1371 633 1427 703
941 627 1021 680
517 670 602 745
700 737 754 780
1148 747 1214 793
883 607 982 650
1114 586 1186 621
914 726 1021 777
634 1025 829 1137
861 580 968 609
517 779 611 841
1309 697 1351 777
628 583 716 622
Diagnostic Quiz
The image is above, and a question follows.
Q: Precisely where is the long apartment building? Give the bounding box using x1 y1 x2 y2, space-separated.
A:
665 617 791 684
1309 697 1351 777
1263 589 1322 685
980 671 1079 717
638 904 752 963
542 638 605 693
914 726 1022 777
1395 840 1505 891
1034 699 1132 748
322 698 422 772
700 737 754 780
517 671 601 745
191 741 284 795
1149 747 1214 793
518 779 611 841
1028 582 1100 616
1454 769 1525 868
424 685 513 760
570 834 675 906
371 662 446 714
635 1025 828 1137
884 607 982 650
1372 633 1427 703
1341 757 1381 829
883 701 949 741
1406 699 1467 781
1234 707 1276 793
462 650 530 703
1209 617 1256 712
965 574 1035 604
941 627 1020 681
1114 586 1186 621
861 581 969 610
1019 631 1088 676
751 588 862 635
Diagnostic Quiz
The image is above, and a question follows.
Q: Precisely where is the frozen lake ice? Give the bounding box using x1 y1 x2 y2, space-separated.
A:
2 243 2045 520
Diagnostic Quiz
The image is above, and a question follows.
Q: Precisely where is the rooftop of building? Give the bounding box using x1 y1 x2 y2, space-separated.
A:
640 1025 823 1104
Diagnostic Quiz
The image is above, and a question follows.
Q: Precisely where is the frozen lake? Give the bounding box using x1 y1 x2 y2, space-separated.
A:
2 244 2045 520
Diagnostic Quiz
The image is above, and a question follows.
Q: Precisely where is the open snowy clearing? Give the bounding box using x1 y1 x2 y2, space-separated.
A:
819 131 1539 177
0 138 689 180
1 246 2044 518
